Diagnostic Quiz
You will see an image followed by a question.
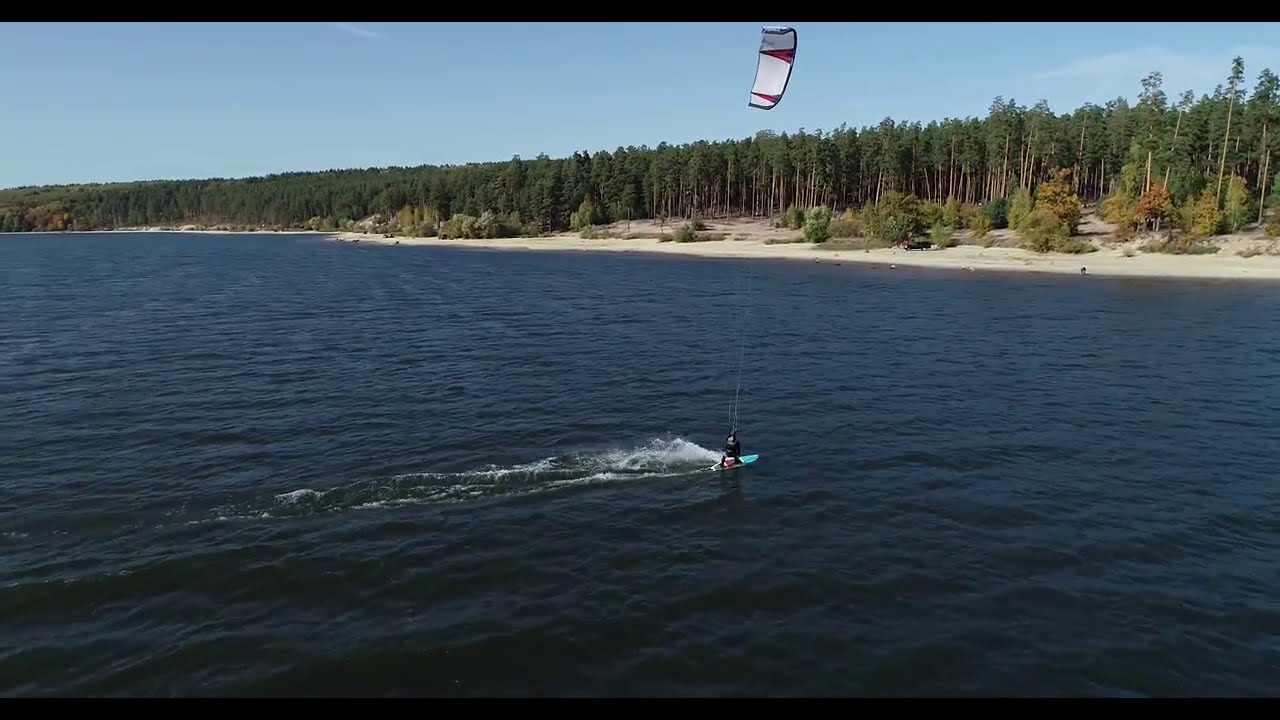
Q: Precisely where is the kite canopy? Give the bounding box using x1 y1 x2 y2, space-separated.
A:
749 26 796 110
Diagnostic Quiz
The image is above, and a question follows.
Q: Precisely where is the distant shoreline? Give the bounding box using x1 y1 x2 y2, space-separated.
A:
42 228 327 235
8 220 1280 281
324 229 1280 281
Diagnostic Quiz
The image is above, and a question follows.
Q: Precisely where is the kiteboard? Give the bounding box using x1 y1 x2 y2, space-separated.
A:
709 454 759 471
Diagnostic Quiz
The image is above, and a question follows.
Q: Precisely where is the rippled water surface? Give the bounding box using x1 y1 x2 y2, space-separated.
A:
2 231 1280 696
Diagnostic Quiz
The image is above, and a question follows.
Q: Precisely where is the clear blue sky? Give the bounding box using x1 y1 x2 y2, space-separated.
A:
2 22 1278 189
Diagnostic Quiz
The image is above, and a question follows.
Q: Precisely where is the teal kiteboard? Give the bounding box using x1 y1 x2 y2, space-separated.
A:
709 454 759 471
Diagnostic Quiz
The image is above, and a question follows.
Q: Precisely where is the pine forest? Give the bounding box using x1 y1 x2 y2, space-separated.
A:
3 57 1279 252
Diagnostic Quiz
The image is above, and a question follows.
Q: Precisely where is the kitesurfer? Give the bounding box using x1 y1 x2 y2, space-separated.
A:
722 430 742 467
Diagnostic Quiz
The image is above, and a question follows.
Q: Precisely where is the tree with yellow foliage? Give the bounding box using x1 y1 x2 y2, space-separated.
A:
1187 187 1224 238
1223 175 1252 233
1134 183 1175 232
1033 168 1083 234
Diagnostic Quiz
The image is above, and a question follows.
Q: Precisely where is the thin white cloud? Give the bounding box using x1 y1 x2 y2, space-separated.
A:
326 22 382 39
1028 44 1280 101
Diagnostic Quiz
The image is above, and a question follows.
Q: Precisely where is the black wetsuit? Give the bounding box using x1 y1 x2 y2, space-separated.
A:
723 435 741 463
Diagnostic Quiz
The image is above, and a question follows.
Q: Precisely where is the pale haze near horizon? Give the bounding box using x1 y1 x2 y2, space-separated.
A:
1 21 1278 190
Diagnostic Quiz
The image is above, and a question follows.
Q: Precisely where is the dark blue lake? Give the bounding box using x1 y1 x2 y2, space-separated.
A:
2 231 1278 696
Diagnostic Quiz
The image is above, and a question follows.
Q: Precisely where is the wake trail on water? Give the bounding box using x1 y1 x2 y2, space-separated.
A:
201 437 720 522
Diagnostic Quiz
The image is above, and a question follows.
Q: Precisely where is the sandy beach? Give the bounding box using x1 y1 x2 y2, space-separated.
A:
328 215 1280 281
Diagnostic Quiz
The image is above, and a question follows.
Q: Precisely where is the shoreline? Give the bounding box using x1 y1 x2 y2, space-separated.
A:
327 230 1280 282
7 224 1280 281
52 228 328 235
